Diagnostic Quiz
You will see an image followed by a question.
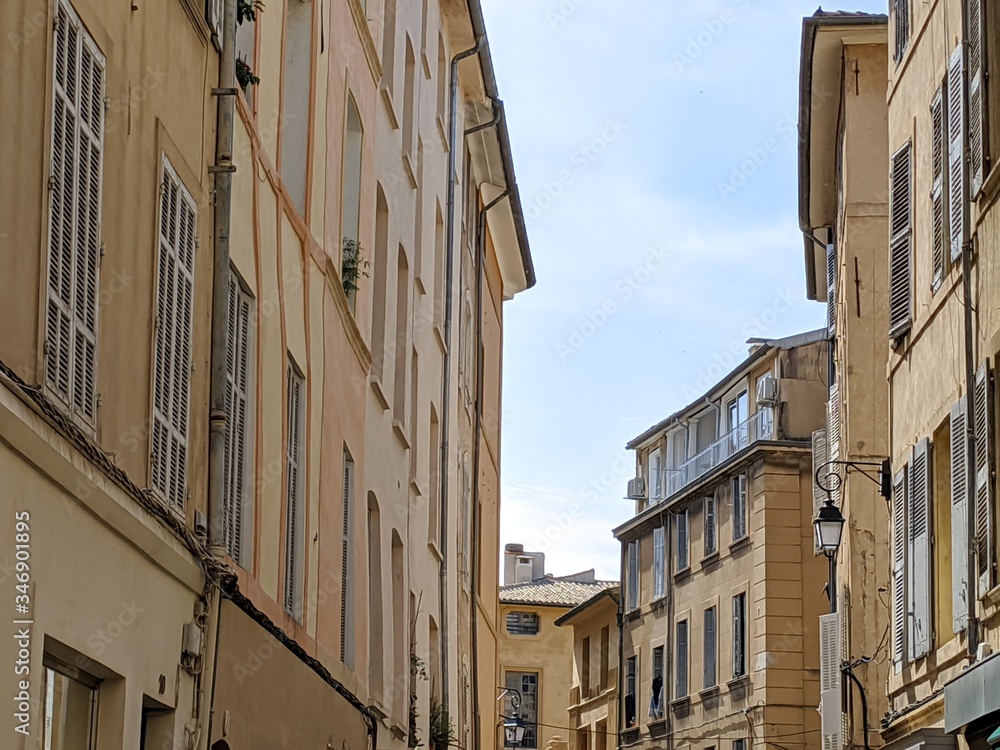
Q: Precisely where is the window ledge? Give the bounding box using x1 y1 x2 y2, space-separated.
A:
729 536 750 554
673 566 692 582
381 85 399 130
434 324 448 355
402 152 418 189
428 540 443 562
624 608 641 622
700 551 721 569
698 685 720 699
647 718 667 734
650 595 668 611
409 478 422 496
370 376 390 410
727 675 749 691
392 420 411 449
437 114 450 152
669 696 691 710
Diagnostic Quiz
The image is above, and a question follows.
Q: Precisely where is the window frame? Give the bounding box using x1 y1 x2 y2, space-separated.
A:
676 508 690 572
732 474 748 542
505 611 540 636
283 357 306 620
704 492 718 557
675 619 689 699
732 592 747 678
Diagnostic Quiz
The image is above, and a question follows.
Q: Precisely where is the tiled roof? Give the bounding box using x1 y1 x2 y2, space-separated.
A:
812 8 887 19
500 578 618 608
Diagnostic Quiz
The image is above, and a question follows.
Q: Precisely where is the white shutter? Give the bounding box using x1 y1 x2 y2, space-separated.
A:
224 273 254 562
151 159 197 511
908 439 932 659
891 466 908 673
627 541 639 610
819 613 842 750
827 386 842 506
968 0 988 195
207 0 224 50
889 143 913 338
951 397 970 632
931 85 947 289
341 452 355 663
653 526 665 598
46 0 105 427
813 429 829 555
948 44 969 262
974 361 994 597
283 362 305 618
648 449 662 503
827 243 836 336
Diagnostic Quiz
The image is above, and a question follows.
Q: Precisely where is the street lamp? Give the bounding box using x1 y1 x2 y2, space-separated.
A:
813 498 845 556
499 688 526 748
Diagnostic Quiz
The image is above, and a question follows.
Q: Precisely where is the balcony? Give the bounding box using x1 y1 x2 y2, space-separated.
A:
660 406 774 501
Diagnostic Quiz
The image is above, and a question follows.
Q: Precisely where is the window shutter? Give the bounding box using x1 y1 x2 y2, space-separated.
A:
889 143 913 338
341 452 355 662
151 159 197 511
206 0 224 50
224 274 253 562
948 44 969 262
703 608 716 689
813 429 829 554
653 526 665 598
968 0 988 195
891 466 908 673
827 242 836 336
931 85 947 289
733 593 746 677
974 361 994 597
283 363 305 618
627 541 639 610
951 397 970 632
705 493 717 556
819 613 842 750
677 510 689 569
827 387 842 507
649 450 661 504
676 621 688 698
908 439 932 659
893 0 909 62
46 0 105 427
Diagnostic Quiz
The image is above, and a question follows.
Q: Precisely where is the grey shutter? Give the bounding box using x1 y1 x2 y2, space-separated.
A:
974 361 994 597
224 273 253 562
891 466 908 673
283 362 304 618
46 0 105 427
908 439 932 659
813 429 829 554
341 452 355 664
951 397 970 632
893 0 909 62
705 493 717 555
732 593 746 677
889 143 913 338
968 0 988 195
677 509 689 569
703 608 716 689
948 44 969 262
676 620 688 697
819 612 842 750
931 85 947 289
827 243 836 336
151 159 197 512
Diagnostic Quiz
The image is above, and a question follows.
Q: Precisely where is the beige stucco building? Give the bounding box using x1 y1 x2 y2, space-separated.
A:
0 0 532 747
499 545 616 750
614 330 830 750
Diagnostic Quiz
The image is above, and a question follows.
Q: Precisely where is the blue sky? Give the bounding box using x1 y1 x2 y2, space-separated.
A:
481 0 888 581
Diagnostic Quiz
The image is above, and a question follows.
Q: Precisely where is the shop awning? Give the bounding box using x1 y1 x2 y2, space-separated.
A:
987 725 1000 746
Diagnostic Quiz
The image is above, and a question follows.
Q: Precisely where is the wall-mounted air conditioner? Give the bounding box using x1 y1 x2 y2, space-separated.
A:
756 376 778 405
626 477 646 500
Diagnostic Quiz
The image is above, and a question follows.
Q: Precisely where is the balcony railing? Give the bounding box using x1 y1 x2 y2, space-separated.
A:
659 406 774 501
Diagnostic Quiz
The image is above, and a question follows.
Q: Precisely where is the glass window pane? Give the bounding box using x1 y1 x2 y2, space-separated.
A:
44 667 97 750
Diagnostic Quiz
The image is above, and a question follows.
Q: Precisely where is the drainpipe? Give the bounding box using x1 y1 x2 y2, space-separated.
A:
439 32 485 718
207 0 238 557
664 509 674 750
470 183 510 750
616 556 625 750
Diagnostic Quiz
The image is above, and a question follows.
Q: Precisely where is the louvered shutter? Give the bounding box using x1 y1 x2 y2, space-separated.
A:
813 429 829 554
974 361 994 597
45 0 105 427
283 362 304 618
968 0 989 195
341 453 355 664
839 587 850 749
224 273 253 562
828 386 842 505
893 0 909 63
908 439 932 659
653 526 665 598
951 398 970 632
948 45 969 262
703 608 716 689
931 85 947 289
891 467 908 673
677 509 689 570
150 159 197 511
827 243 836 336
676 620 688 697
705 493 717 556
889 144 913 338
819 613 842 750
207 0 224 50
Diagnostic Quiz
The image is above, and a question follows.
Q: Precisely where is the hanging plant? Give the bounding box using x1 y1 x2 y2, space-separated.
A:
237 0 265 24
342 238 371 297
236 57 260 90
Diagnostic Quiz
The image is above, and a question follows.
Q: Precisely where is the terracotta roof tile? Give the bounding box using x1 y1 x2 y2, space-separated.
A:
500 579 618 608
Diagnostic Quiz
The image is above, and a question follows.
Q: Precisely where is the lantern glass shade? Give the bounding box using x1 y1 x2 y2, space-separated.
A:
504 717 526 747
813 500 845 555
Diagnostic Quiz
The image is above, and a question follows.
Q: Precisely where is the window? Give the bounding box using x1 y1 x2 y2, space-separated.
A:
600 626 610 690
950 399 970 636
581 636 591 697
224 270 255 566
393 247 410 416
732 474 748 542
506 612 539 636
342 96 364 311
433 202 445 329
624 657 637 727
372 185 389 378
648 449 662 503
891 466 907 673
43 657 99 749
577 729 589 750
595 720 608 750
428 406 441 546
727 391 749 451
907 440 932 660
368 494 383 698
675 620 689 698
402 36 416 153
506 672 538 748
930 84 947 291
704 493 717 556
381 0 397 91
515 555 534 584
893 0 909 63
283 359 305 620
626 541 639 610
676 509 689 571
733 593 747 678
733 740 746 750
281 0 312 214
889 142 913 339
973 361 995 598
948 46 968 265
650 646 664 719
969 0 989 194
704 607 717 689
150 158 197 511
436 34 447 119
391 531 404 682
342 451 356 667
653 526 665 598
45 0 105 428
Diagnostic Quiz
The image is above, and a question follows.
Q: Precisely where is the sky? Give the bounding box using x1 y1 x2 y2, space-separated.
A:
481 0 889 582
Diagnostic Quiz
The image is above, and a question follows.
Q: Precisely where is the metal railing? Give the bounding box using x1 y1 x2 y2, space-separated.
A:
656 407 775 502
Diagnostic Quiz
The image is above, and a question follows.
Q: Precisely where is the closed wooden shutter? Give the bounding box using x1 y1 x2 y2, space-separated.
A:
676 509 689 570
951 397 970 632
46 0 105 427
703 607 716 689
908 439 932 659
968 0 989 195
931 85 947 289
891 466 908 673
889 143 913 338
652 526 665 598
819 612 842 750
150 159 197 511
341 452 355 664
627 541 639 610
704 493 717 556
675 620 688 698
224 272 254 562
827 387 842 508
283 361 305 618
893 0 909 62
732 593 746 677
948 45 969 262
813 429 829 554
974 361 994 597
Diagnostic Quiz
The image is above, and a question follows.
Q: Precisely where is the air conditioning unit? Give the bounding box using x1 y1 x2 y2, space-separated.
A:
626 477 646 500
756 376 778 405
